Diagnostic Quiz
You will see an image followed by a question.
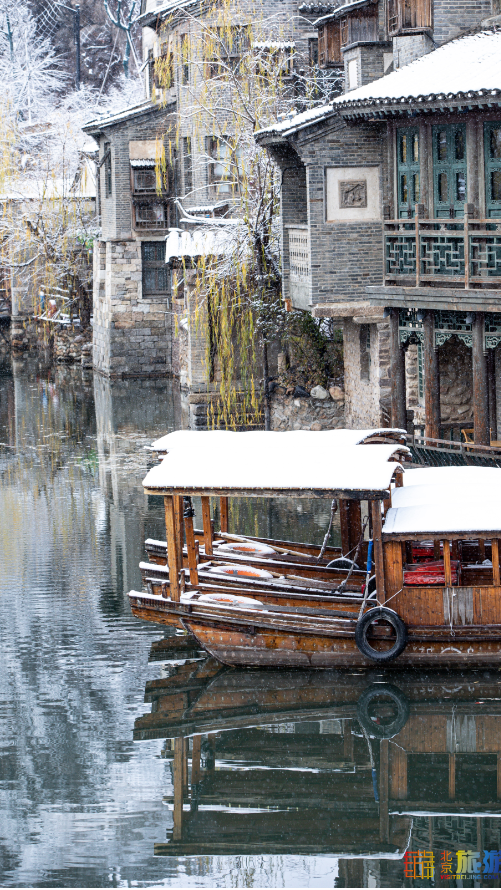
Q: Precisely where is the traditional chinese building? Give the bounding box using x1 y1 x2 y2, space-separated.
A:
257 2 501 444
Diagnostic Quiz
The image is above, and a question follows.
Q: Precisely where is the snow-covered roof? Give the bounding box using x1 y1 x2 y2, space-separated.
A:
149 427 407 452
383 466 501 536
83 101 164 135
315 0 374 26
130 158 157 167
138 0 198 25
143 429 408 497
255 103 334 140
334 30 501 111
252 41 295 49
165 226 238 261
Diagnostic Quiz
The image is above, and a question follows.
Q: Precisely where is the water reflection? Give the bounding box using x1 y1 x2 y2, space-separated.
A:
136 659 501 886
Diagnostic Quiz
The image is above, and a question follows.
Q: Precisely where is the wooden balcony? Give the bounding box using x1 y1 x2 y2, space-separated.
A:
384 216 501 290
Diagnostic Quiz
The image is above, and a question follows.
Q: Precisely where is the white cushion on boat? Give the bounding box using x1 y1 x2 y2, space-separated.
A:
206 564 274 579
198 592 264 609
216 541 277 556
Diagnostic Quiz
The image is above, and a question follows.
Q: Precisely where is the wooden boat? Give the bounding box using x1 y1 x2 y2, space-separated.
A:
134 662 501 859
130 430 501 668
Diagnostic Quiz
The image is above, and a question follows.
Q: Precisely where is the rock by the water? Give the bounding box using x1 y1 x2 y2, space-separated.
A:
310 385 329 400
329 385 345 402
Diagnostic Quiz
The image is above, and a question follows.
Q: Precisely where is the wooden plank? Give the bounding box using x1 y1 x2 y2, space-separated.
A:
493 539 501 587
383 540 403 597
164 495 182 602
202 496 213 556
145 487 390 500
174 496 184 571
220 497 229 534
443 540 452 588
173 737 185 841
371 501 386 603
390 747 407 800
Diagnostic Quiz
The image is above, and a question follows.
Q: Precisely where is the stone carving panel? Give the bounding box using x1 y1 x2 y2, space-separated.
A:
339 180 367 208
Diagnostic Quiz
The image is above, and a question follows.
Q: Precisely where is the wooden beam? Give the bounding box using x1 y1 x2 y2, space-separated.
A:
493 539 501 587
424 310 440 439
371 500 386 603
390 308 407 430
164 495 182 601
220 497 229 534
174 496 184 572
201 496 213 556
390 746 408 800
443 540 452 588
473 312 489 446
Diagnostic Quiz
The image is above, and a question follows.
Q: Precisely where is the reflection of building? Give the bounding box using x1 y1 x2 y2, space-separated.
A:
134 660 501 884
93 374 182 595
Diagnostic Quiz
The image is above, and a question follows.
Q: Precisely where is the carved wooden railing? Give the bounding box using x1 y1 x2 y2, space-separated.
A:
384 217 501 288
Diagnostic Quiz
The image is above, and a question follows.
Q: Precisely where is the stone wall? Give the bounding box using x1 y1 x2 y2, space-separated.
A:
92 238 171 378
271 384 345 430
343 318 391 428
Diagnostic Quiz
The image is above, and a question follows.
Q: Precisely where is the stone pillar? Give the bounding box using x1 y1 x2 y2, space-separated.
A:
423 310 440 439
472 312 489 446
389 309 406 430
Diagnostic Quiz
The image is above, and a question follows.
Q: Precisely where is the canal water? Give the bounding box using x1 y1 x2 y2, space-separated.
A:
1 356 500 888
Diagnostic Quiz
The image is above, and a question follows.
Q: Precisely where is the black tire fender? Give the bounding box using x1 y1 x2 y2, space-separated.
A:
355 606 407 663
357 683 410 739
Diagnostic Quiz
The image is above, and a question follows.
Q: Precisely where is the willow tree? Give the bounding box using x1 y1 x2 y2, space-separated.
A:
155 0 341 428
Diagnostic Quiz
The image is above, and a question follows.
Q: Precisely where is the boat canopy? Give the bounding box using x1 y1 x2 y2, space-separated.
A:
148 427 407 454
383 466 501 538
142 430 408 498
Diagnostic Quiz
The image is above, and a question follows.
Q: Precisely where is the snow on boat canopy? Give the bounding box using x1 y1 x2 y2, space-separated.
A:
142 429 409 498
383 466 501 539
148 427 407 453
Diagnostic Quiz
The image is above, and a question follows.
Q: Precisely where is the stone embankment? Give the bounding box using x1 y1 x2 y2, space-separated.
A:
271 383 345 430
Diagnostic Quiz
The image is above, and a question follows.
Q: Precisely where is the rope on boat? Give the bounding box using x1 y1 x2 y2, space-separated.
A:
317 499 338 562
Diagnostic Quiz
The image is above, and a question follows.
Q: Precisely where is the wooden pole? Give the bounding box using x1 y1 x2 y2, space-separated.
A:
173 496 184 570
173 737 184 841
473 312 489 446
201 496 213 556
492 539 500 587
191 735 202 786
424 310 440 439
487 348 497 441
371 500 386 604
389 308 406 430
164 495 182 601
443 540 452 587
183 497 199 586
220 496 229 534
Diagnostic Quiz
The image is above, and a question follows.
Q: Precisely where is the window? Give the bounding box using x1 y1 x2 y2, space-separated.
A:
360 324 371 381
183 136 193 195
104 142 112 198
340 9 378 47
133 167 156 193
432 124 467 218
308 37 318 67
205 26 248 78
317 22 342 67
396 127 420 218
207 136 241 196
347 58 358 90
134 201 169 229
387 0 432 37
142 241 170 297
484 122 501 218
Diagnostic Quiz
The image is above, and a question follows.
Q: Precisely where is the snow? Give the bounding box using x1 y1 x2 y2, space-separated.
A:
130 159 157 167
252 41 296 49
164 226 239 260
334 30 501 107
315 0 372 26
255 103 334 138
384 466 501 536
142 431 406 495
149 427 407 452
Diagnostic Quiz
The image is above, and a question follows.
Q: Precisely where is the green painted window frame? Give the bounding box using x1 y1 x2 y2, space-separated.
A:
432 123 467 218
484 122 501 219
396 127 420 218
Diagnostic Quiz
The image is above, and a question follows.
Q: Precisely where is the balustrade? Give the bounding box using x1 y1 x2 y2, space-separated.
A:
384 215 501 288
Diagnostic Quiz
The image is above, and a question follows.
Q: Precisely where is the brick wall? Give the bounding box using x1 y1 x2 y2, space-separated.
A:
433 0 492 46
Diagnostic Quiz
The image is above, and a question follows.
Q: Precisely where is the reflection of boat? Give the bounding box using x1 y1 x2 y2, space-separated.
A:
134 662 501 864
130 430 501 668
